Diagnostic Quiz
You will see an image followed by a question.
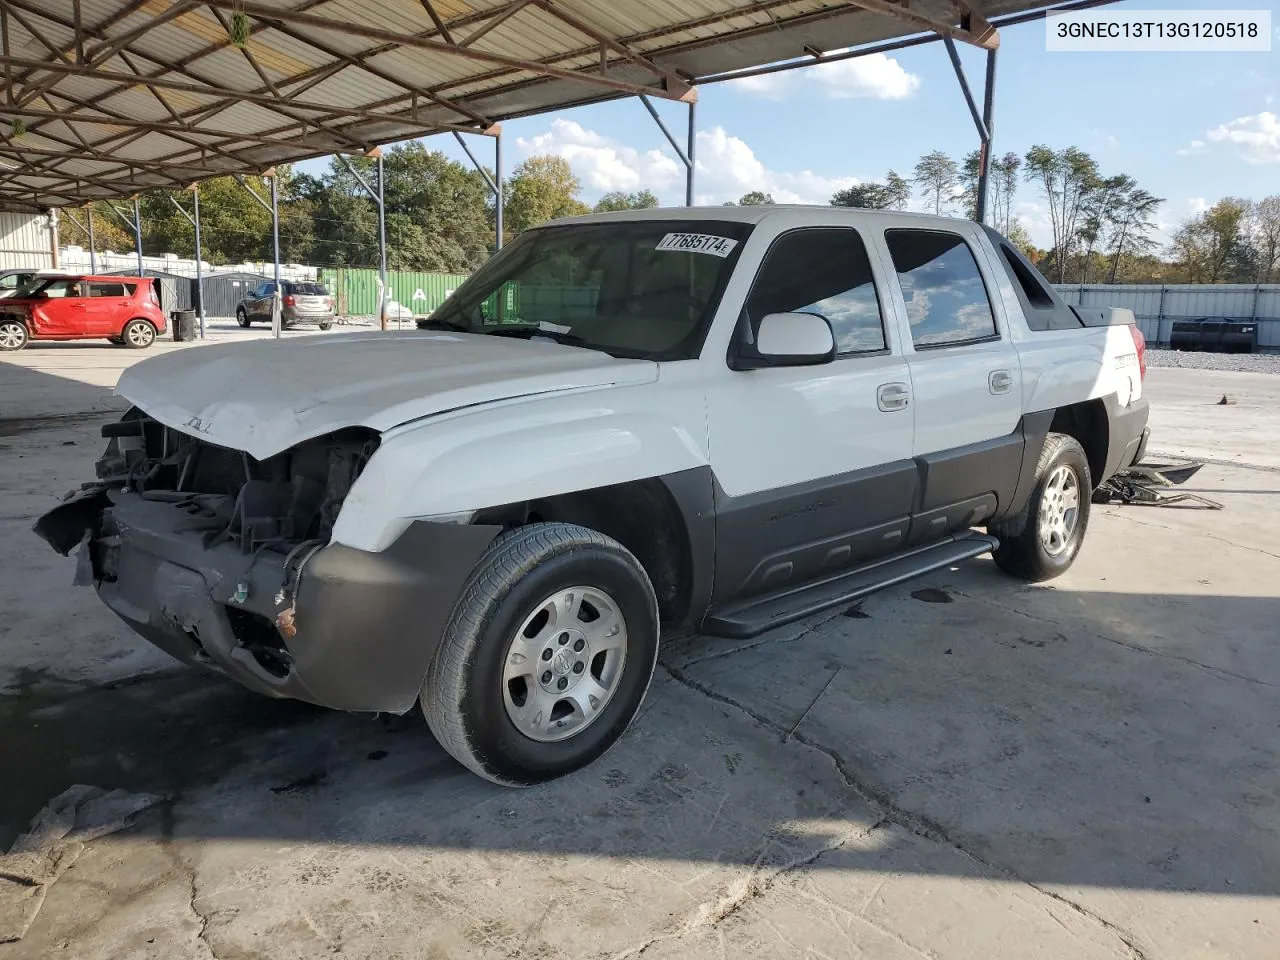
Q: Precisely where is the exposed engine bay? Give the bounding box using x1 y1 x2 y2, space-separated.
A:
80 409 378 554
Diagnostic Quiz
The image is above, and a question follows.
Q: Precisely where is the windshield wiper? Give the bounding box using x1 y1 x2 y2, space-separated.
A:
417 316 471 333
481 325 591 348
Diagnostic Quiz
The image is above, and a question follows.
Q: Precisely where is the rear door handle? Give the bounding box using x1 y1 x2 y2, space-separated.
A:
877 382 911 412
989 370 1014 395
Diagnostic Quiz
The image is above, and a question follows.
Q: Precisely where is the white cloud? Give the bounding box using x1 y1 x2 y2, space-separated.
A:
515 119 864 207
515 118 681 192
1187 197 1209 215
727 53 921 101
694 126 859 204
1205 111 1280 164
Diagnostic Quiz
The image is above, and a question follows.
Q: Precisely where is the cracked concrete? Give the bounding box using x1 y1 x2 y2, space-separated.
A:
3 349 1280 959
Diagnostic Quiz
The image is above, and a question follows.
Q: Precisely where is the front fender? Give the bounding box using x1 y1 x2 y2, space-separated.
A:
331 383 709 552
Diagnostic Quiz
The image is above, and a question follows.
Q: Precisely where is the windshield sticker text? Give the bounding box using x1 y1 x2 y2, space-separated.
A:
655 233 738 258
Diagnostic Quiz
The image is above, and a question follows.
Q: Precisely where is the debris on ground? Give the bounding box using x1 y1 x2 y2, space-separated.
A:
0 785 163 943
1093 461 1224 509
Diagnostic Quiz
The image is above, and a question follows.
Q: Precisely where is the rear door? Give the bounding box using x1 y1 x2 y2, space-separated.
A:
880 227 1024 544
707 224 916 603
84 281 131 335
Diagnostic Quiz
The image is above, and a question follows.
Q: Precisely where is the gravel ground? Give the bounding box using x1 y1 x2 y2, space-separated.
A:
1146 348 1280 374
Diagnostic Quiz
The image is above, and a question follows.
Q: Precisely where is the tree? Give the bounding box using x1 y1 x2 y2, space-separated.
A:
913 150 959 216
1250 195 1280 283
990 153 1022 234
593 190 659 213
885 170 911 211
1104 183 1162 283
57 201 134 254
1169 198 1252 282
505 155 590 234
959 150 982 221
831 182 893 209
738 191 774 205
1023 145 1099 282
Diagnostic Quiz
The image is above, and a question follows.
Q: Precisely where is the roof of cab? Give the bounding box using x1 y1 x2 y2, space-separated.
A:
548 205 974 228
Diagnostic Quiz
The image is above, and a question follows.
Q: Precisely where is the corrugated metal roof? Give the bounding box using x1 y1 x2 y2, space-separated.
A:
1 0 1068 211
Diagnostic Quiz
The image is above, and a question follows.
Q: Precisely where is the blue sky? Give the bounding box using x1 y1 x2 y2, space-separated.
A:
297 1 1280 247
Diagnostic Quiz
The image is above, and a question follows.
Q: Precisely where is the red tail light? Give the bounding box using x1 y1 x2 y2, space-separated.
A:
283 295 296 307
1129 324 1146 380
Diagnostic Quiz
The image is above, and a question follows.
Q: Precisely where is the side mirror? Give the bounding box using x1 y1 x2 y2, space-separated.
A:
733 312 836 370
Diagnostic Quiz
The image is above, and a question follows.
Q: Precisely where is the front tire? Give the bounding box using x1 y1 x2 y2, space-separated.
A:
990 433 1091 582
236 309 250 328
0 319 28 351
422 523 659 786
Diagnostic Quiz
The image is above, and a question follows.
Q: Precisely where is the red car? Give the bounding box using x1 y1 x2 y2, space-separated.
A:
0 275 168 352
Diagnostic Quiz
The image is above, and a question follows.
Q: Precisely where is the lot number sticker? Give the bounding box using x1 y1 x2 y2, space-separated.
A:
655 233 739 257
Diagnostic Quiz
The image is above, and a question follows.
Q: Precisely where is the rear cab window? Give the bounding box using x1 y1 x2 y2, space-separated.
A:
884 230 998 349
288 282 330 296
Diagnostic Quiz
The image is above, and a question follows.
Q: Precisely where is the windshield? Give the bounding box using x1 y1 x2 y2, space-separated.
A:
425 219 752 360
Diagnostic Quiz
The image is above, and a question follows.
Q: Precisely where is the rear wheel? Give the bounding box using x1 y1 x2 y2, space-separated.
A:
122 319 156 349
990 433 1091 582
422 523 659 786
0 319 28 351
319 319 333 331
236 308 251 328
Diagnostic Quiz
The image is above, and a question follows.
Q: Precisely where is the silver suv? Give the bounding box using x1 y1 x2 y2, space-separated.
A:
236 280 335 330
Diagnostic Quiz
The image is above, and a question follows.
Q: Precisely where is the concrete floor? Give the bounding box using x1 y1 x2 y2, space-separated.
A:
2 336 1278 960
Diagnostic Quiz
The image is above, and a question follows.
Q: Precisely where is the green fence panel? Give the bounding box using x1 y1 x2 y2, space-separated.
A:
319 268 472 318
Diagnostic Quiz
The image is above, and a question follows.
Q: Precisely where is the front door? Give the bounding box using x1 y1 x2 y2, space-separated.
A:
707 225 916 604
880 227 1024 544
28 279 86 336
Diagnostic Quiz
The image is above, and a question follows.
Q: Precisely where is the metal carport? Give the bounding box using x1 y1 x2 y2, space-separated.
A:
0 0 1111 332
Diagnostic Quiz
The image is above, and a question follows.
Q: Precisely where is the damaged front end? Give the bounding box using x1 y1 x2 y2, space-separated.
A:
33 410 498 714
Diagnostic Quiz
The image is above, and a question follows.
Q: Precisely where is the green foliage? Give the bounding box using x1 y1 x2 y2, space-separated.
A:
1169 198 1253 283
738 191 774 206
505 155 589 234
831 182 892 209
594 189 659 212
913 150 960 215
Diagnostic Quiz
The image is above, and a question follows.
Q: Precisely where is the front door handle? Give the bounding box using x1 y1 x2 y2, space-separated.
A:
989 369 1015 395
877 382 911 412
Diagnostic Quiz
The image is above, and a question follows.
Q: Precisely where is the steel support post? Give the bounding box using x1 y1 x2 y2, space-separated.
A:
943 37 996 224
192 186 205 338
453 130 504 253
132 197 143 276
337 153 389 328
87 207 96 273
976 49 997 226
639 95 693 205
377 153 387 329
687 99 696 206
269 173 281 339
495 131 504 251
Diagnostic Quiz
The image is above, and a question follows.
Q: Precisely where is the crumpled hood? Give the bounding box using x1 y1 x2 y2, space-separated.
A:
116 331 658 460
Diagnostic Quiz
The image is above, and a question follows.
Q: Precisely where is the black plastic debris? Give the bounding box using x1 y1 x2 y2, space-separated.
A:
1092 461 1223 509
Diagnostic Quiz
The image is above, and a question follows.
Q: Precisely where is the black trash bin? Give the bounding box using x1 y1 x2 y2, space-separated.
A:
171 309 197 342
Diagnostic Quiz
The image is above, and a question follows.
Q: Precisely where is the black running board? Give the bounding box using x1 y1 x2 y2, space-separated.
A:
702 533 999 639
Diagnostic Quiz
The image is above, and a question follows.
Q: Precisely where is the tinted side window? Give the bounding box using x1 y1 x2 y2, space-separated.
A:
88 283 128 298
885 230 997 348
744 228 886 354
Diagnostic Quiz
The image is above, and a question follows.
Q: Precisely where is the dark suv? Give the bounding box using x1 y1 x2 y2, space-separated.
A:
236 280 335 330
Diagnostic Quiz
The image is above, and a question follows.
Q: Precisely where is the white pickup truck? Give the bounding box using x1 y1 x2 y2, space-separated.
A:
36 206 1149 786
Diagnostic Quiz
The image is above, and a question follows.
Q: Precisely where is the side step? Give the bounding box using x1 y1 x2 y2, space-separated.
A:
702 533 999 639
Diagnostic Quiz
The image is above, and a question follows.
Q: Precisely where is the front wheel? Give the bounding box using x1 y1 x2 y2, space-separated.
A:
422 523 659 786
122 319 156 349
236 309 251 328
318 319 333 331
0 319 28 351
990 432 1091 582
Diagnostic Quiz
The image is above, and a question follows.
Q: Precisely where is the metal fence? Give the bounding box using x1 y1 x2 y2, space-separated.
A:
1054 284 1280 350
